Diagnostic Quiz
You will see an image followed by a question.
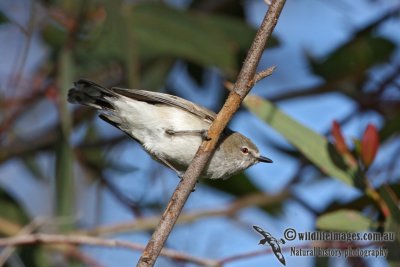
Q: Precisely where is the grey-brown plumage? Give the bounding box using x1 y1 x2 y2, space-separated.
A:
68 79 272 179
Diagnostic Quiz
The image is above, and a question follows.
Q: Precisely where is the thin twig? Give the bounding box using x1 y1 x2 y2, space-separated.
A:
0 217 119 267
137 1 287 266
226 66 276 91
0 234 219 267
0 218 45 266
82 191 289 236
251 66 276 86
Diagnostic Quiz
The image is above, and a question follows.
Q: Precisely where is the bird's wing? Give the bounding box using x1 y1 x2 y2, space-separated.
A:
112 87 216 123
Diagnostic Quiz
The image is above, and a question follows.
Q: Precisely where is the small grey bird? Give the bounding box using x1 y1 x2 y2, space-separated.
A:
68 79 272 179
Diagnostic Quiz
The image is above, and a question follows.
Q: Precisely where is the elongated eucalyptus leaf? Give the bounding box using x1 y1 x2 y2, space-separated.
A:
317 210 371 231
244 95 354 185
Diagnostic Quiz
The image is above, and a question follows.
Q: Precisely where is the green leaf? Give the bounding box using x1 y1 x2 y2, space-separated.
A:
141 58 175 89
244 95 355 185
77 2 263 77
130 3 238 74
0 189 28 230
379 185 400 225
317 210 371 231
197 14 256 51
203 173 260 197
309 35 395 82
41 23 68 49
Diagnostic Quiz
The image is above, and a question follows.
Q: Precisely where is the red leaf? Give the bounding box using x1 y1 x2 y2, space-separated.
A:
361 124 380 168
331 120 348 155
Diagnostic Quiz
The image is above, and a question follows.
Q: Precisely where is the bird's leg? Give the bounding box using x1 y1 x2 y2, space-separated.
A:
153 155 184 178
165 129 211 141
153 154 198 192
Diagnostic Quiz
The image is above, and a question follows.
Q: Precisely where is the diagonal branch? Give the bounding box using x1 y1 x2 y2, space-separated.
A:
137 1 287 266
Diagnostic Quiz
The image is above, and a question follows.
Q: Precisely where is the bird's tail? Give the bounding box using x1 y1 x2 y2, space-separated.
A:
68 79 116 110
68 79 129 132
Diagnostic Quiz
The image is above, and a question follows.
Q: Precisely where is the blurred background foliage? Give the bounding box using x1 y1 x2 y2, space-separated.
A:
0 0 399 266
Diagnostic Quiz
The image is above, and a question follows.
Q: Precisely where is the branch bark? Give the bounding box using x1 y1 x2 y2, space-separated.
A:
137 1 287 266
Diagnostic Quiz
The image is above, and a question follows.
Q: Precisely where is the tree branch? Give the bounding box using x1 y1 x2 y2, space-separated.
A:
249 65 276 87
82 191 289 236
0 234 219 267
0 218 44 266
137 1 287 266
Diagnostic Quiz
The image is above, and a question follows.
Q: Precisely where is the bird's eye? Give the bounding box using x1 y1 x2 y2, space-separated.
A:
241 147 249 154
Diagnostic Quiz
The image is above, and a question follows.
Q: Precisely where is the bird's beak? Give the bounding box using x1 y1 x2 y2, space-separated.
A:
257 155 273 163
